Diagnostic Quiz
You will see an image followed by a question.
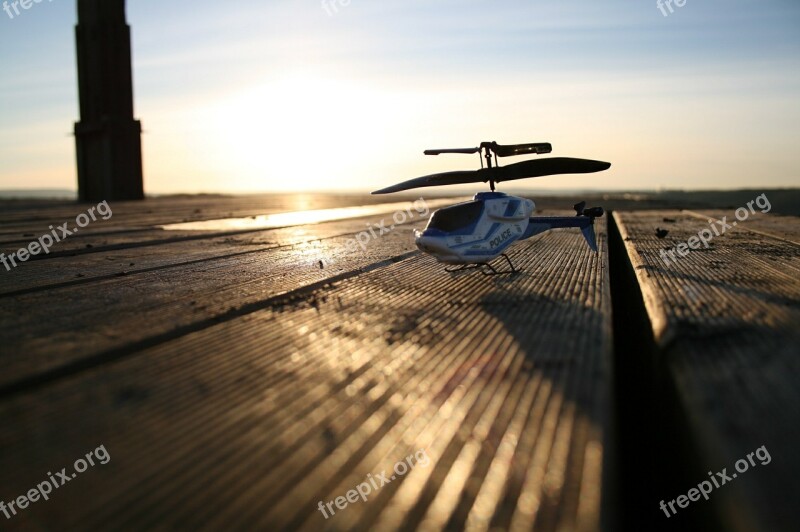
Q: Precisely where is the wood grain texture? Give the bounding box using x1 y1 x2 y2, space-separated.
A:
0 198 612 531
614 210 800 532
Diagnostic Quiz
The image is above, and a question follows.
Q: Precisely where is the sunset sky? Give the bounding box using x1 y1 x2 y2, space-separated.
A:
0 0 798 195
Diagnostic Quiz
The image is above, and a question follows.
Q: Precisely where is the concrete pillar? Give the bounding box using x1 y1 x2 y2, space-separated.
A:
74 0 144 201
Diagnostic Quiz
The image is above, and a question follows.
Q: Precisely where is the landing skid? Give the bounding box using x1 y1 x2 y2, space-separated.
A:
445 254 518 276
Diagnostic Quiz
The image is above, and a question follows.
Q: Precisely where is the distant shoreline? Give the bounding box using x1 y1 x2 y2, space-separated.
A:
1 187 797 198
1 188 798 217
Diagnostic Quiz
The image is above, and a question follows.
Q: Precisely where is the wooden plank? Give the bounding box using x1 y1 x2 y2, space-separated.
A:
684 209 800 245
0 194 453 256
614 210 800 532
0 193 430 228
0 213 428 390
0 213 435 295
0 219 612 531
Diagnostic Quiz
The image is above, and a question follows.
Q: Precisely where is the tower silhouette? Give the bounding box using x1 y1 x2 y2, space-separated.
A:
74 0 144 201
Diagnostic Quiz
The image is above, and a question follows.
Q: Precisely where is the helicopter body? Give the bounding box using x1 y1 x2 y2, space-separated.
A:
415 192 600 266
372 140 610 274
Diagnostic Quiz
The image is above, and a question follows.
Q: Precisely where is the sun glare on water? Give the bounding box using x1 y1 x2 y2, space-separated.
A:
160 199 457 231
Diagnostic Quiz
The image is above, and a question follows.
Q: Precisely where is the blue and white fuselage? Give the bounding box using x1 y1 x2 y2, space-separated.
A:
415 192 599 265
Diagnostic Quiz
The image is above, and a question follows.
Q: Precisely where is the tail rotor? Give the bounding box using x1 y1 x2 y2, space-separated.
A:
574 201 604 219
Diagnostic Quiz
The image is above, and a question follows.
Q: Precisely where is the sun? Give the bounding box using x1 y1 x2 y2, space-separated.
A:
208 72 413 192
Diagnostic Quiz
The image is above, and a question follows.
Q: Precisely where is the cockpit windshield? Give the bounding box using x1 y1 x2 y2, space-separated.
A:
426 201 484 232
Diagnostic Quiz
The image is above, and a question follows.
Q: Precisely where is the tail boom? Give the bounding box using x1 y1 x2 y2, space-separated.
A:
522 216 599 252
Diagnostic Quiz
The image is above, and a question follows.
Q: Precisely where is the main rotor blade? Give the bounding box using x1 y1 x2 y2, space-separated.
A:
371 157 611 194
424 147 480 155
372 170 485 194
493 157 611 182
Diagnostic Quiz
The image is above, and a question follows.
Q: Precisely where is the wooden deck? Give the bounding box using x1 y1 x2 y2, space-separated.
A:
612 210 800 532
0 194 797 531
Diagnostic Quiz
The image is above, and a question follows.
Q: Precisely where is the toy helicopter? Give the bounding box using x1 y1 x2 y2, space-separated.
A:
372 141 611 275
